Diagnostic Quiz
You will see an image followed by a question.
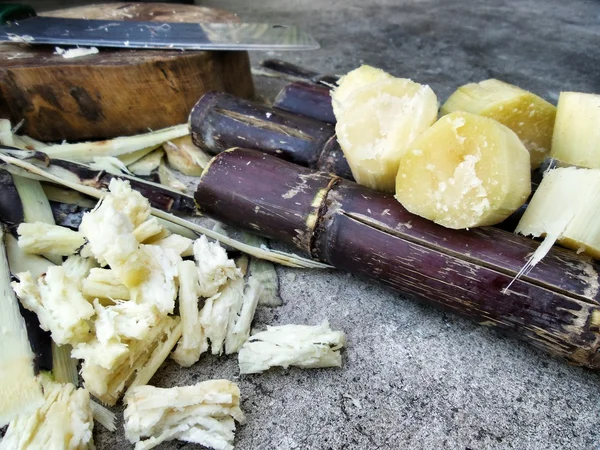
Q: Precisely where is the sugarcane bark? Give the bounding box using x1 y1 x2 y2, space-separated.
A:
260 59 340 86
0 3 254 142
189 91 354 180
195 148 600 369
0 147 195 214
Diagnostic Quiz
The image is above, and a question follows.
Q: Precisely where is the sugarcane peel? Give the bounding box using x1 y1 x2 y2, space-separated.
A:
123 380 245 450
131 244 181 315
508 167 600 290
158 161 187 192
0 378 95 450
441 78 556 169
5 232 53 281
163 135 211 176
395 111 531 229
41 124 189 162
550 91 600 168
133 217 167 243
12 267 95 346
172 260 208 367
17 222 87 256
225 275 263 354
79 180 151 288
63 255 98 287
91 400 117 432
200 288 236 355
0 151 329 268
82 268 130 301
154 234 194 257
0 119 14 147
51 342 79 386
73 316 181 406
238 321 346 374
0 229 43 427
194 235 243 298
129 149 164 176
333 65 438 192
242 233 281 307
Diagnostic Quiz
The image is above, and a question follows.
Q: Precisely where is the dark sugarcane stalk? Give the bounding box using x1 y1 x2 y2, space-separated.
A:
258 59 340 87
195 148 600 369
273 81 336 124
189 91 353 180
0 169 25 228
0 146 195 215
190 90 546 231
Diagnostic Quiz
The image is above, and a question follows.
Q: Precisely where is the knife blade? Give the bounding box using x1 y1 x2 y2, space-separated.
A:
0 5 320 51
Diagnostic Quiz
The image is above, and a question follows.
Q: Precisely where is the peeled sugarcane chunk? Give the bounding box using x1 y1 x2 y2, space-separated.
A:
333 65 438 193
395 111 531 229
516 167 600 259
550 92 600 168
441 79 556 169
331 65 394 117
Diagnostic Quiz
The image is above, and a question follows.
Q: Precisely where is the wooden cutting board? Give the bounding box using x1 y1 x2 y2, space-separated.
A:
0 3 255 142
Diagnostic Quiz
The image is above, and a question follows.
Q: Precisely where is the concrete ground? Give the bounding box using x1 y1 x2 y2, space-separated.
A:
22 0 600 448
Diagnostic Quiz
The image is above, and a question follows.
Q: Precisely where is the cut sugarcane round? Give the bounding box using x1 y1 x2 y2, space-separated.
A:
441 79 556 169
334 71 438 193
395 111 531 229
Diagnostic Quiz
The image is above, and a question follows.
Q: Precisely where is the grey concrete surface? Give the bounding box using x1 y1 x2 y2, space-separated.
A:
20 0 600 449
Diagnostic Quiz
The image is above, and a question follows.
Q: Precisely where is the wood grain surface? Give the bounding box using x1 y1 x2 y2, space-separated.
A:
0 3 255 142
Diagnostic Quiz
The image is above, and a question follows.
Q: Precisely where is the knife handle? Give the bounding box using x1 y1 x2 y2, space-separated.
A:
0 4 36 25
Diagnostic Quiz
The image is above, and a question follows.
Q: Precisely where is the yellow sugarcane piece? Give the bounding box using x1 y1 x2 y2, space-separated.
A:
550 91 600 169
441 79 556 169
395 111 531 229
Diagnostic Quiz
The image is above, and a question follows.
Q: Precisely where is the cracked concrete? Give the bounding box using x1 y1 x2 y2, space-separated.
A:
24 0 600 448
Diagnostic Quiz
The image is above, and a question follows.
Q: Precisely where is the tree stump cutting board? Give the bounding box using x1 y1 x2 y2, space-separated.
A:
0 3 255 142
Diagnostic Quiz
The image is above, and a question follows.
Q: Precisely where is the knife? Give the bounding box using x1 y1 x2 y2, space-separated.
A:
0 3 320 51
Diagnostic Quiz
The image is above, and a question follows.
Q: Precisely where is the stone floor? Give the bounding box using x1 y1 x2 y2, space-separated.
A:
16 0 600 449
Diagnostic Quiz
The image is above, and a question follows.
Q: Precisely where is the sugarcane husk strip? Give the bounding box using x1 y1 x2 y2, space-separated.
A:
40 124 189 162
0 152 328 269
42 184 97 209
16 135 48 150
158 161 187 192
0 119 14 147
273 81 336 124
194 148 600 369
189 91 353 179
128 148 164 176
51 342 79 386
119 145 160 166
90 400 117 432
5 233 53 280
0 146 195 214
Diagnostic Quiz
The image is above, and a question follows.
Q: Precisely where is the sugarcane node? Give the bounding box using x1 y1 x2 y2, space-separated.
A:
273 81 336 124
194 148 600 369
189 91 337 170
195 148 332 254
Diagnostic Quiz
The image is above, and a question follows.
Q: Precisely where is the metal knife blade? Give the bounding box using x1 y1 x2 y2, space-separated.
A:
0 16 320 51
